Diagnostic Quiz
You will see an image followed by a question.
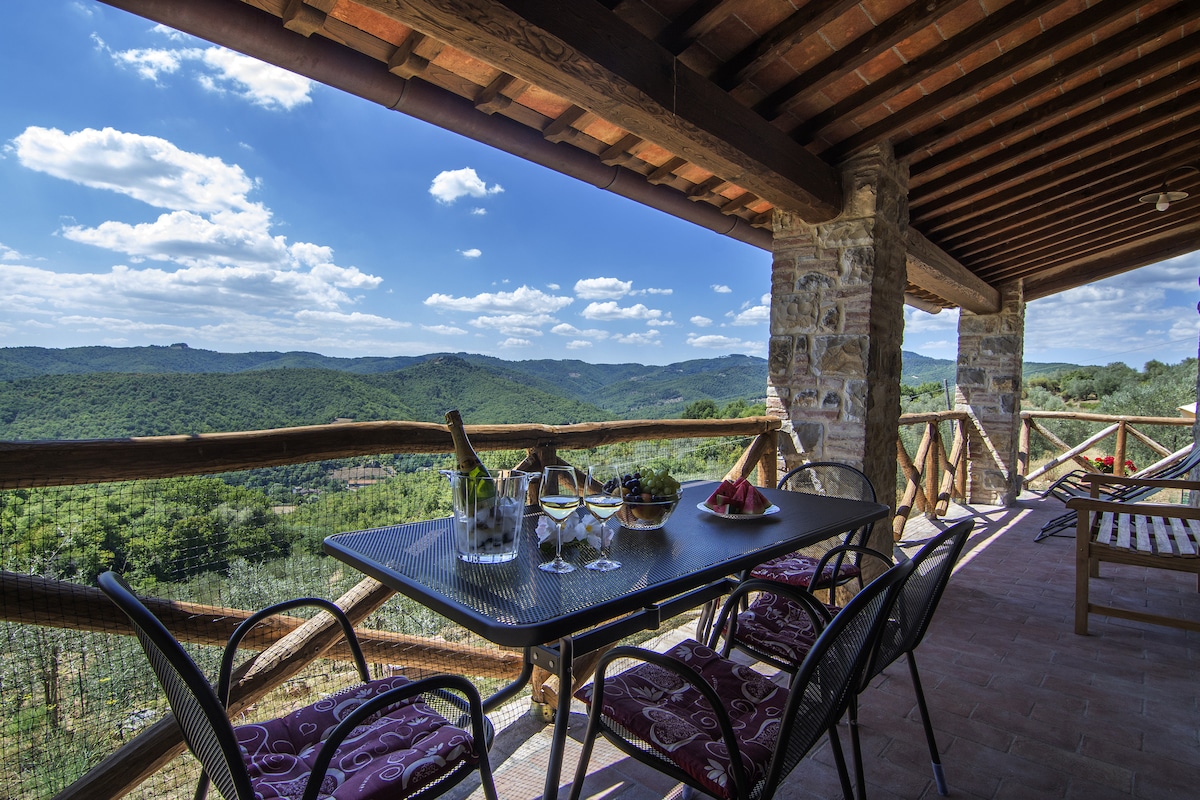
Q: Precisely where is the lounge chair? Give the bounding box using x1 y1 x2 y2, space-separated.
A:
1035 443 1199 541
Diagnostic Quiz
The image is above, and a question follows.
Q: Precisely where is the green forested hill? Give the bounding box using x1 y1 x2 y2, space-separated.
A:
0 359 610 439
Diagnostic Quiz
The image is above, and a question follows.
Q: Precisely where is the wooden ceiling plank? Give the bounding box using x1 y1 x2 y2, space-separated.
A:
823 0 1146 160
910 67 1200 203
905 228 1001 313
931 141 1197 248
897 11 1200 162
756 0 973 121
1024 225 1200 299
353 0 841 220
798 0 1059 144
912 104 1200 229
712 0 860 92
655 0 737 56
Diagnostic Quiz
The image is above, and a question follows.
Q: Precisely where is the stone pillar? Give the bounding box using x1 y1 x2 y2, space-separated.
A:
767 144 908 542
955 281 1025 505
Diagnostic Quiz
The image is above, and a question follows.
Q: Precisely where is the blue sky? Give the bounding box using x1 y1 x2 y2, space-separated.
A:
1 1 1197 370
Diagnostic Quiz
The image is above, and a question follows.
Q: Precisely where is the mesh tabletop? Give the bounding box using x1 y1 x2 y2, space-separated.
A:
324 482 887 648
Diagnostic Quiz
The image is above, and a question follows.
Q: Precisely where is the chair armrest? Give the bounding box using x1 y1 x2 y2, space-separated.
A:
1065 496 1200 520
811 544 893 583
706 579 833 652
1078 474 1200 492
218 597 370 705
590 644 754 800
301 673 490 800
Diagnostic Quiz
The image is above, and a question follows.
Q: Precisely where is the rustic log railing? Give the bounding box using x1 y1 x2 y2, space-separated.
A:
0 416 779 800
1019 410 1193 484
893 410 973 540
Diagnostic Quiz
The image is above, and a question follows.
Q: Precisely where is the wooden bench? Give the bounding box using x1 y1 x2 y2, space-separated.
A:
1067 476 1200 635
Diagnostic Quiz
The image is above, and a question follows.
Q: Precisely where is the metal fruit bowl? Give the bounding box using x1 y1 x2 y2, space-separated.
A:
616 491 682 530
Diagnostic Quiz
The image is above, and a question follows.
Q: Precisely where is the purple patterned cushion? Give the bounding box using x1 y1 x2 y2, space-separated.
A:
236 676 479 799
750 552 860 588
732 592 841 667
575 639 786 799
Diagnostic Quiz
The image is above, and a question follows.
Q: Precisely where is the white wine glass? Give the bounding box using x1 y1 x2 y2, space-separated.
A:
538 465 580 573
583 466 622 571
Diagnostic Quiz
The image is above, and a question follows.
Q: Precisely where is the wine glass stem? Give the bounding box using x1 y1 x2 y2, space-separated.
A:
555 521 566 565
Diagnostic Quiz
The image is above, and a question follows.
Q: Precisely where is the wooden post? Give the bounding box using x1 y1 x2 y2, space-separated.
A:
1114 420 1128 476
1018 414 1031 484
924 421 940 518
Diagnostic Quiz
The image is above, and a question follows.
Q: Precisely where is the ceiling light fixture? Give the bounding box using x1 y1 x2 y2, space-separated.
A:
1139 165 1199 212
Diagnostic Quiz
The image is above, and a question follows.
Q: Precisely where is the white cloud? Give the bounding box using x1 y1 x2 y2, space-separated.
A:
632 287 673 296
14 127 257 214
424 285 572 315
727 296 769 326
469 314 553 336
712 284 732 293
101 35 312 110
471 208 487 216
686 333 766 354
614 331 661 346
459 248 482 258
294 310 410 328
580 301 663 322
566 340 593 349
429 168 504 204
0 242 34 261
551 323 609 339
691 315 713 327
647 318 675 327
546 283 561 291
574 277 631 299
500 337 532 348
422 324 468 335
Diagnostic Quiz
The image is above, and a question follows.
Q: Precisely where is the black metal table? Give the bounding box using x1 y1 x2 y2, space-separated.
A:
324 481 888 799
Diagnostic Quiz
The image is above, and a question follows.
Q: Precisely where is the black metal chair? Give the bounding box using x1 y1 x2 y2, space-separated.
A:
567 560 915 800
98 571 499 800
750 462 885 601
712 520 974 799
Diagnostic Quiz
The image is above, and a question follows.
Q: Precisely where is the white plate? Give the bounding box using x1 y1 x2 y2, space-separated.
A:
696 502 780 520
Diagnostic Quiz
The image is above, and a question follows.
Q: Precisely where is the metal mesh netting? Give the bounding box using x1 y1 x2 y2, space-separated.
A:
0 436 746 799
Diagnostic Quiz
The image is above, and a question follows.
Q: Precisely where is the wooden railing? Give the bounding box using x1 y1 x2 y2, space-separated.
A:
1019 410 1193 483
0 417 779 800
893 410 971 539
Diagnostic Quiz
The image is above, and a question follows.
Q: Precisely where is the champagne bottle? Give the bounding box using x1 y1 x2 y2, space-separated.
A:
445 409 495 500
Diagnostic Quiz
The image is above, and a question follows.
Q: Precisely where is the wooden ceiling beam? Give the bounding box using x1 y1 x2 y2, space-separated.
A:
713 0 859 93
755 0 971 121
824 0 1146 160
895 6 1197 162
655 0 735 56
910 68 1200 205
1024 224 1200 300
915 110 1200 234
798 0 1058 144
904 228 1001 313
353 0 841 221
906 26 1200 177
933 145 1195 250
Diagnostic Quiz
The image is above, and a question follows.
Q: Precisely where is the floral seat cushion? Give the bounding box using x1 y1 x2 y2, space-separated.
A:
732 592 841 667
750 552 860 587
236 676 479 800
575 639 786 799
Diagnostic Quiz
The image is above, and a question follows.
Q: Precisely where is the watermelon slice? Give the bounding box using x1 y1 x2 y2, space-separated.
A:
707 478 770 514
704 479 738 509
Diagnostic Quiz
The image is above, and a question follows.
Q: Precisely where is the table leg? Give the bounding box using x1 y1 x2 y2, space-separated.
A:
541 636 573 800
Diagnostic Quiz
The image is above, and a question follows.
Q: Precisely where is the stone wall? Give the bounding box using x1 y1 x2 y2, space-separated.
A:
955 281 1025 505
767 145 908 530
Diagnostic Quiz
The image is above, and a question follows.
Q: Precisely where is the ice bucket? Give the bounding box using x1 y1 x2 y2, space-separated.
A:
448 469 530 563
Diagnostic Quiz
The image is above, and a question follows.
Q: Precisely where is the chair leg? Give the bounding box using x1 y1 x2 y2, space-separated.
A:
906 652 947 796
567 707 604 800
847 695 866 800
827 724 855 800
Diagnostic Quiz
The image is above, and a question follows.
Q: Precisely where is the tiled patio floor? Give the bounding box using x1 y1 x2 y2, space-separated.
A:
451 492 1200 799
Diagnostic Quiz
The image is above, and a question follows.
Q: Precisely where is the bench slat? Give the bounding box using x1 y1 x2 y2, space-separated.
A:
1096 511 1115 545
1188 519 1200 553
1135 515 1152 554
1169 517 1196 556
1116 514 1132 550
1151 515 1172 556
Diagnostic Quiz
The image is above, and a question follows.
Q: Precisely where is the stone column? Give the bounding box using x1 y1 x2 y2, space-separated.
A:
955 281 1025 505
767 144 908 545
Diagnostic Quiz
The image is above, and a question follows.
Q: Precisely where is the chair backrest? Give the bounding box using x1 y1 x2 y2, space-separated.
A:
778 461 878 554
99 571 252 800
863 519 973 684
764 559 915 795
